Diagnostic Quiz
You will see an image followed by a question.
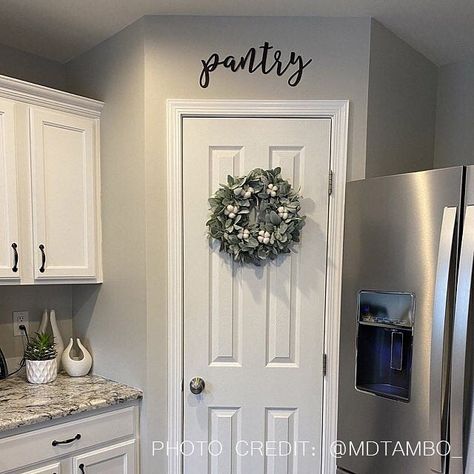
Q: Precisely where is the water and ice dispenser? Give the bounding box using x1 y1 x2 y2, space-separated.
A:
355 291 415 402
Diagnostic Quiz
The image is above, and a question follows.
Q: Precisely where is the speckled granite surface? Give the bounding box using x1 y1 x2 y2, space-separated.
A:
0 373 142 432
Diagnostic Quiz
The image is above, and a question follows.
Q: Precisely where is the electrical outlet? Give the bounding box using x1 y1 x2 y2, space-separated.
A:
13 311 29 337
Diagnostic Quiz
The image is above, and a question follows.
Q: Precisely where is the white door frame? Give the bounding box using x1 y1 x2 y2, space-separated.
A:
167 99 349 474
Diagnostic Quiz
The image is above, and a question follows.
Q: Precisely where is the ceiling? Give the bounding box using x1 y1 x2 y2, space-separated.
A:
0 0 473 65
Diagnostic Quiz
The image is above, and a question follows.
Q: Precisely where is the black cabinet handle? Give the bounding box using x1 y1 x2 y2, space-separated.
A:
11 243 18 272
39 244 46 273
79 463 85 473
52 433 81 446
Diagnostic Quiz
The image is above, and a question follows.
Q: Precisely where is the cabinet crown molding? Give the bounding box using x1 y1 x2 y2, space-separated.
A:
0 74 103 118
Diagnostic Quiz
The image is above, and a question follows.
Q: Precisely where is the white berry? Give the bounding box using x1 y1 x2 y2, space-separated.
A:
244 191 251 199
283 212 288 219
229 212 236 219
259 230 265 236
278 206 284 213
273 186 278 192
271 191 277 197
258 236 264 242
226 204 234 211
263 237 270 244
264 231 270 238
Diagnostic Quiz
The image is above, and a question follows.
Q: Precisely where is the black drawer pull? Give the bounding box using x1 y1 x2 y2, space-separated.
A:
39 244 46 273
11 243 18 272
52 433 81 446
79 463 85 473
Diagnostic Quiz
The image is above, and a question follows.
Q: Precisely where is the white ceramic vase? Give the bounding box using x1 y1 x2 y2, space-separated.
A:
49 310 64 368
26 359 57 384
39 308 48 333
38 309 64 369
62 338 92 377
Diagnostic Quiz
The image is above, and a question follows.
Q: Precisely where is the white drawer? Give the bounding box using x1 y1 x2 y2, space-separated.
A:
0 407 136 473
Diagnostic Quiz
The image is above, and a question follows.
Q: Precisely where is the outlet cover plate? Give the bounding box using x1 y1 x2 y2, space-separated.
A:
13 311 29 337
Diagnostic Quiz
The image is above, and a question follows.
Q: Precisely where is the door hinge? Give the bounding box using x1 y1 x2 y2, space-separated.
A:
328 170 334 196
323 353 328 376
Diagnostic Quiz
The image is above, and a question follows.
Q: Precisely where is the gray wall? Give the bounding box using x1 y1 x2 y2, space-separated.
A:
434 58 474 168
0 43 71 363
0 42 66 90
65 18 148 465
0 286 72 367
144 16 371 182
366 20 438 177
66 20 147 389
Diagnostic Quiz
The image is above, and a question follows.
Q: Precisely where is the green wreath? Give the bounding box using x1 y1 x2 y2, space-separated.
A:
207 167 306 264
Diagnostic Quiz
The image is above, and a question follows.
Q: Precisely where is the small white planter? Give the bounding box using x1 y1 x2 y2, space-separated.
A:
26 359 57 384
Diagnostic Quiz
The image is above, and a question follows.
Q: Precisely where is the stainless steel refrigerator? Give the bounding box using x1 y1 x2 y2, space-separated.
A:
337 166 474 474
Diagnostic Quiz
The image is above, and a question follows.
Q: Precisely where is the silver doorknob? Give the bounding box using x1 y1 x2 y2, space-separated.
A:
190 377 205 395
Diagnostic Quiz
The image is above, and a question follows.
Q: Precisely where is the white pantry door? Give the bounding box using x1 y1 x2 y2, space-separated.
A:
183 117 331 474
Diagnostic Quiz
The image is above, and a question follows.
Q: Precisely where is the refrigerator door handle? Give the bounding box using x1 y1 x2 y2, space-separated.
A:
430 206 457 474
450 205 474 474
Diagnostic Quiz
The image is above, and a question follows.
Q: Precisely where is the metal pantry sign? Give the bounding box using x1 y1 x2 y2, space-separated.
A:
199 41 312 88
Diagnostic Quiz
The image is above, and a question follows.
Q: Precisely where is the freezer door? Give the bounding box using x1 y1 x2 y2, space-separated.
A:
450 166 474 474
338 167 463 474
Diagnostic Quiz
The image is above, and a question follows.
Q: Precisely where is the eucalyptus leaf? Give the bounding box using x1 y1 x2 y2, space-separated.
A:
246 237 259 248
269 211 281 225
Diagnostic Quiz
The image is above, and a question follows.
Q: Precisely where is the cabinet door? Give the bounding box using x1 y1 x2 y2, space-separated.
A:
72 440 136 474
20 462 61 474
29 107 98 280
0 97 20 281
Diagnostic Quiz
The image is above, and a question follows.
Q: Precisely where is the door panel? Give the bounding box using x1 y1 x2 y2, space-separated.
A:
183 117 331 473
72 440 135 474
0 97 20 281
20 463 61 474
29 107 97 280
338 167 464 474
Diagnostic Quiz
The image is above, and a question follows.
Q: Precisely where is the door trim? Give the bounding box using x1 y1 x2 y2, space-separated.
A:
167 99 349 474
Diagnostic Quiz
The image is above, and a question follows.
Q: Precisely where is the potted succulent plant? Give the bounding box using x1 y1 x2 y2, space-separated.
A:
24 332 57 384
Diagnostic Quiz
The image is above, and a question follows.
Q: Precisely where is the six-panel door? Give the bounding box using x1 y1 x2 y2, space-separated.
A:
29 107 98 281
183 117 332 473
0 97 20 282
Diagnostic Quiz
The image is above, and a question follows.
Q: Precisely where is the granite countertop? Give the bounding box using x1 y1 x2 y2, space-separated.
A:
0 373 143 433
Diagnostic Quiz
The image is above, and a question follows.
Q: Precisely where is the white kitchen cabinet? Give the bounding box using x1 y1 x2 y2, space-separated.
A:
1 406 139 474
0 97 20 282
0 74 103 284
72 440 136 474
29 108 98 281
